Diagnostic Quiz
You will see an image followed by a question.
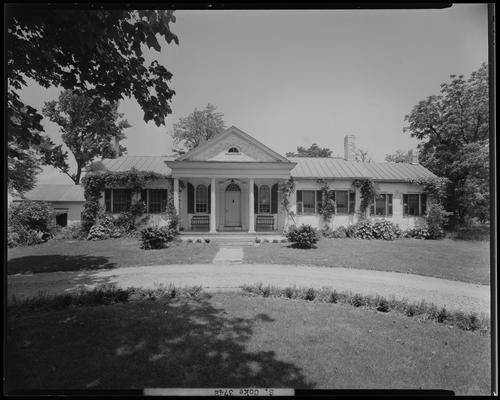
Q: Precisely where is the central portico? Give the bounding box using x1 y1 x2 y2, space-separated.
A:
165 126 296 233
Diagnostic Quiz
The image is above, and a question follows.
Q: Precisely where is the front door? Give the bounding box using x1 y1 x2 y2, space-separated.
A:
225 184 241 226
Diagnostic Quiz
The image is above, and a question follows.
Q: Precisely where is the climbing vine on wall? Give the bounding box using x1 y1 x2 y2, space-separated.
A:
278 177 296 226
352 178 376 218
317 179 336 224
81 168 168 233
406 177 449 204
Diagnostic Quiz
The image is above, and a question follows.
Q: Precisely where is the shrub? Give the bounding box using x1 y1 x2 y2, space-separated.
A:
54 223 86 240
286 224 320 249
405 225 431 240
321 226 348 239
87 224 111 241
425 202 451 239
376 297 390 312
8 200 54 246
305 288 316 301
140 226 176 249
452 223 490 241
350 293 365 307
344 220 401 240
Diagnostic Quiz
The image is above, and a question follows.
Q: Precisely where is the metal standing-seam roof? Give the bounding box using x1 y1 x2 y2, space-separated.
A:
92 155 437 182
23 184 85 202
92 156 175 176
288 157 437 181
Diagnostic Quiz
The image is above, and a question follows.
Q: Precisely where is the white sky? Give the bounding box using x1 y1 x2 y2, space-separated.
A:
18 4 488 184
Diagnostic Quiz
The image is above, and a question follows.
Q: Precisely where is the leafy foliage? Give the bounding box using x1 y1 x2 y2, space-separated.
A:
321 226 348 239
171 104 226 155
385 149 414 163
285 224 320 249
7 147 42 194
352 178 376 217
278 177 296 227
7 8 178 192
53 223 86 240
354 148 372 163
140 226 177 250
80 169 167 232
286 143 333 158
425 202 452 239
345 220 402 240
403 63 489 226
40 90 131 184
317 179 336 224
8 200 54 247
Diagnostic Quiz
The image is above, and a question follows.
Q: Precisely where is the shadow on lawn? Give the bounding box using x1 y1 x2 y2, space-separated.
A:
7 255 116 275
6 294 314 390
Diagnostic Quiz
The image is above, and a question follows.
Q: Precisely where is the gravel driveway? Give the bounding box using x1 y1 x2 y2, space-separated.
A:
8 263 490 315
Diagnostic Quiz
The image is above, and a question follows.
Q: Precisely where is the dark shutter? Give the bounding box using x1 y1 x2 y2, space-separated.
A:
105 189 111 212
316 190 323 214
161 189 168 212
388 194 393 216
141 190 148 213
403 194 408 216
369 196 375 216
296 190 302 214
271 184 278 213
207 184 211 214
349 190 355 214
126 189 132 209
421 194 427 215
254 184 258 214
187 183 194 213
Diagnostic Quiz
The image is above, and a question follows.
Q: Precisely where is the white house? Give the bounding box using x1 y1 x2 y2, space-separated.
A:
94 126 436 233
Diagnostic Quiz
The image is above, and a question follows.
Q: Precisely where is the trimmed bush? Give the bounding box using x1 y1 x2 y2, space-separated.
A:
344 220 401 240
405 226 431 240
321 226 348 239
139 226 176 249
286 224 320 249
54 223 86 240
8 200 54 247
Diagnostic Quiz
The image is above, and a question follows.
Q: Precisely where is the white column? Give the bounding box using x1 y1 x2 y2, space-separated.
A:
249 178 255 233
210 178 216 233
173 178 179 214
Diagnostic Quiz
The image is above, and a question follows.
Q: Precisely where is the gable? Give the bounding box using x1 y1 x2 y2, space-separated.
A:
177 126 290 163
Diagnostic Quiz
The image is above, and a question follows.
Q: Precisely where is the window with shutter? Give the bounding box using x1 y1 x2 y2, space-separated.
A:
302 190 315 214
421 194 427 215
254 184 258 214
259 185 271 213
195 185 208 213
335 191 348 214
388 194 393 216
207 184 211 214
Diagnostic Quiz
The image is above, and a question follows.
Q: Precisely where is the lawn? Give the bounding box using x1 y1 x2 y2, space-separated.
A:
244 239 490 285
7 239 219 275
5 292 490 394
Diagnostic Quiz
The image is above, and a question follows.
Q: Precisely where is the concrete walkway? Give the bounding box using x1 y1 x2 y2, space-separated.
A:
212 247 244 264
7 263 489 315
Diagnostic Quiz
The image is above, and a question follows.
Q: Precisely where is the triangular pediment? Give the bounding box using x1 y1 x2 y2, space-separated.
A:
176 126 290 163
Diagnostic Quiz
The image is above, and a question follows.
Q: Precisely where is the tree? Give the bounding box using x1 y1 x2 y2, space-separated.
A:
385 149 414 163
171 104 226 155
41 90 131 185
354 148 372 163
7 147 42 194
286 143 333 158
7 7 178 192
403 63 489 225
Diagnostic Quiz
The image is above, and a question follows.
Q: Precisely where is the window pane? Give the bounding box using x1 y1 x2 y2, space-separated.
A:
406 194 420 216
113 189 130 213
375 194 387 216
335 191 348 214
195 185 207 213
259 185 271 213
149 189 163 213
303 190 315 213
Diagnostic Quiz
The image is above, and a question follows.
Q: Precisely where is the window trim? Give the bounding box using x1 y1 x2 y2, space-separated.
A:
226 146 241 155
110 188 131 213
296 189 356 215
195 184 208 214
403 193 426 217
370 193 393 217
144 189 168 214
297 190 318 215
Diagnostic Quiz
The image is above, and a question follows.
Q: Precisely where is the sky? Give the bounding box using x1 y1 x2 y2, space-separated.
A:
18 4 489 184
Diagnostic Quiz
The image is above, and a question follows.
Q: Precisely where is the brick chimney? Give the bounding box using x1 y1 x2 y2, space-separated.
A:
344 135 356 161
411 149 419 164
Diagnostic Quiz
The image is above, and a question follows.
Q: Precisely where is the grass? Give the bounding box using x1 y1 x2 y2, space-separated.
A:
7 238 219 275
244 238 490 285
5 290 490 394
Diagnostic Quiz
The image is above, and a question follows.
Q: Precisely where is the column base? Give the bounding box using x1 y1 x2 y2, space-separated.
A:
248 230 256 234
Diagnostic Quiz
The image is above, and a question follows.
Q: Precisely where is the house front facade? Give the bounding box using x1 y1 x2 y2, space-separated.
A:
95 126 437 233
